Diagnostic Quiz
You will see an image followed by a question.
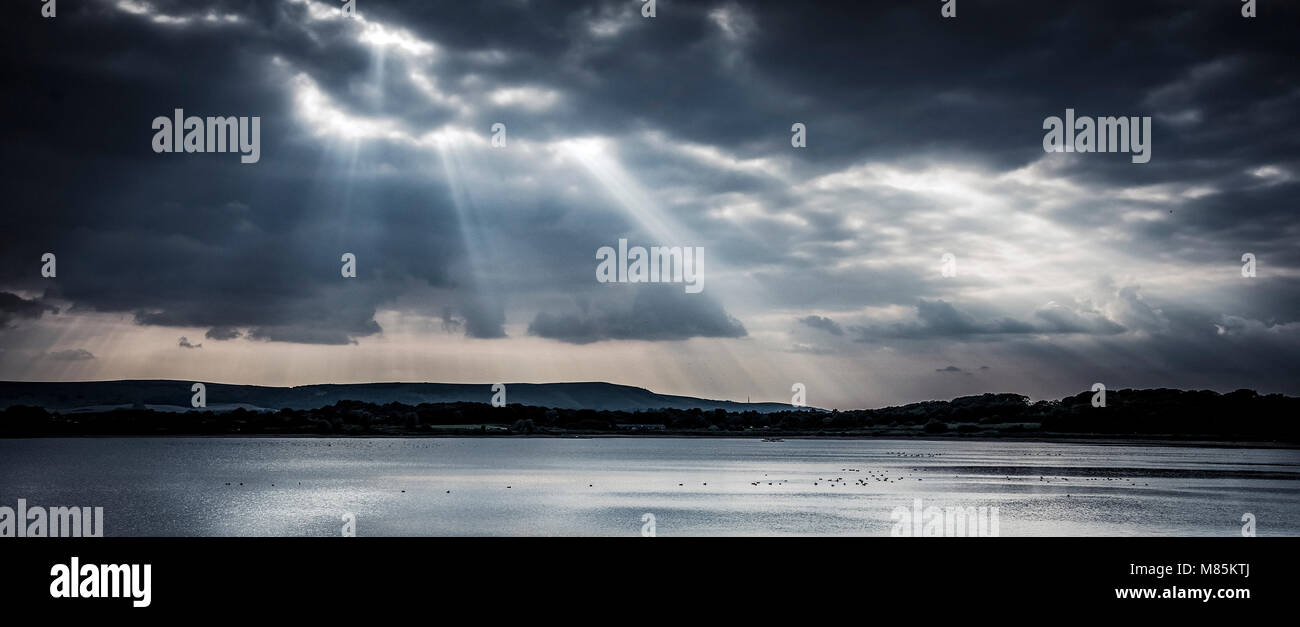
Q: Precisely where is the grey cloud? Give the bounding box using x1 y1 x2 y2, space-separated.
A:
798 315 843 336
1033 301 1126 335
245 324 370 346
856 298 1131 340
458 295 507 340
857 300 1032 339
205 326 243 341
46 348 95 361
528 286 746 344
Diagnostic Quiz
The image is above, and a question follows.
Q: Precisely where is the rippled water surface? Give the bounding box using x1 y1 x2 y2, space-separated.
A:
1 437 1296 536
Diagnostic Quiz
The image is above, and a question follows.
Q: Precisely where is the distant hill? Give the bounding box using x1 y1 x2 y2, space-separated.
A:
0 384 1295 441
0 380 800 414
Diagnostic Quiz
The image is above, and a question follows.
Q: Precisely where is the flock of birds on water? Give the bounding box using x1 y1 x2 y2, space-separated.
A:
216 447 1156 499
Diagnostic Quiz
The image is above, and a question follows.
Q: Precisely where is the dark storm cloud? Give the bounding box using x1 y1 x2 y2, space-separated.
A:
0 292 58 328
355 0 1300 177
0 0 1297 398
1 1 479 343
528 286 746 344
361 0 1300 322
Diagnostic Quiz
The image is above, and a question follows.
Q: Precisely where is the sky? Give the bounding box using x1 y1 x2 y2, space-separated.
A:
1 0 1297 410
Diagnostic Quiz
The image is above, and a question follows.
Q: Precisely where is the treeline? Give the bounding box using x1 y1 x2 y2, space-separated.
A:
0 388 1296 441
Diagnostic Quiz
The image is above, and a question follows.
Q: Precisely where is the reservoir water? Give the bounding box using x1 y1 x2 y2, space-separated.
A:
1 437 1296 536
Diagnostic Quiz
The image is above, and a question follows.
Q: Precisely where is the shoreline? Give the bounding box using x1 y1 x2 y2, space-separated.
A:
3 432 1296 450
